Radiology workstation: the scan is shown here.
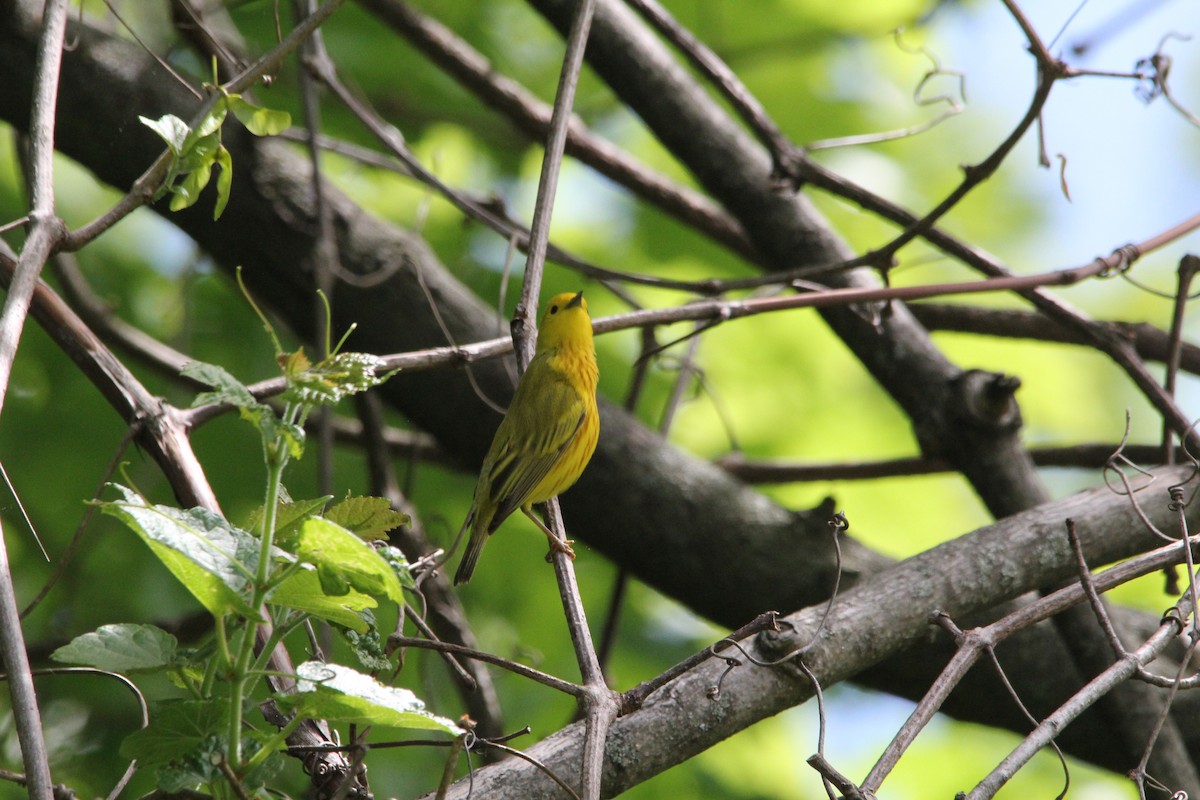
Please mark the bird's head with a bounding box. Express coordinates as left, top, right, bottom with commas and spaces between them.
536, 291, 593, 351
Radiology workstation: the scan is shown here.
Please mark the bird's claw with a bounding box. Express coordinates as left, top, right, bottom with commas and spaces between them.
545, 537, 576, 561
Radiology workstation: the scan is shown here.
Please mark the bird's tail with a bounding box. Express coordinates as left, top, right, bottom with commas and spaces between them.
454, 512, 486, 585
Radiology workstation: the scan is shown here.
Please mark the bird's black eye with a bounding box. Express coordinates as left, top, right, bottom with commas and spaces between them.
550, 305, 559, 314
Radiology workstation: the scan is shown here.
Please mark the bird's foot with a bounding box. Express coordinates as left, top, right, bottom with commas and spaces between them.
544, 537, 576, 561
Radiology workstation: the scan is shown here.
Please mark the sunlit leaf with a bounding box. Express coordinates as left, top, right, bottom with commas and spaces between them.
285, 351, 390, 406
191, 103, 228, 140
101, 484, 262, 617
169, 161, 211, 212
139, 114, 189, 155
229, 95, 292, 136
283, 661, 462, 734
269, 568, 376, 632
296, 516, 406, 604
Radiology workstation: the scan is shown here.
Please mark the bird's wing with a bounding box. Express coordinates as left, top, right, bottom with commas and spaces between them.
483, 365, 586, 530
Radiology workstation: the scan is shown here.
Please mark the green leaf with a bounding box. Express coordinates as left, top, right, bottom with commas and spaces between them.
169, 159, 212, 212
296, 517, 406, 604
190, 102, 228, 141
229, 95, 292, 136
51, 623, 178, 673
269, 569, 376, 633
324, 496, 409, 541
180, 130, 222, 169
213, 145, 232, 220
120, 699, 228, 767
244, 496, 332, 547
139, 114, 190, 155
101, 484, 262, 617
182, 360, 262, 411
284, 661, 462, 734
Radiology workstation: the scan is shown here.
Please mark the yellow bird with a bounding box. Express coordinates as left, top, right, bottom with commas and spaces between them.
454, 291, 600, 585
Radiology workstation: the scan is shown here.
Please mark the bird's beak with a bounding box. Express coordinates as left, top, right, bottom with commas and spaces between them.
567, 291, 585, 309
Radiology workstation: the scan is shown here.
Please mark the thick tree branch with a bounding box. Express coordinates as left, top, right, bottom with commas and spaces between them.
427, 466, 1200, 797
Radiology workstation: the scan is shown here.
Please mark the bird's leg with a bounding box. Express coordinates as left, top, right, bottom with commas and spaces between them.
522, 504, 576, 559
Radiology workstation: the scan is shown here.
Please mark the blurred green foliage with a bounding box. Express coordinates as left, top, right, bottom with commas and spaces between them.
3, 0, 1196, 796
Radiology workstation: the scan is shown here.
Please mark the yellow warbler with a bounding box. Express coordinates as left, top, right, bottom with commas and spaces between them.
454, 291, 600, 585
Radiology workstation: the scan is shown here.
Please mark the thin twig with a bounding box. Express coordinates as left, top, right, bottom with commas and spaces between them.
389, 636, 582, 697
1161, 255, 1199, 463
860, 528, 1200, 795
908, 303, 1200, 376
963, 612, 1185, 798
623, 611, 779, 708
292, 0, 341, 498
1066, 519, 1128, 657
359, 0, 758, 264
0, 4, 72, 797
623, 0, 792, 177
179, 244, 1164, 428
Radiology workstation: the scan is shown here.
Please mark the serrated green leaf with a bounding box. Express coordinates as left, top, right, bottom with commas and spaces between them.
284, 662, 462, 734
139, 114, 190, 155
51, 623, 178, 673
101, 484, 261, 617
296, 517, 405, 604
182, 361, 261, 410
120, 699, 228, 767
324, 496, 409, 541
229, 96, 291, 136
213, 145, 232, 220
269, 569, 376, 633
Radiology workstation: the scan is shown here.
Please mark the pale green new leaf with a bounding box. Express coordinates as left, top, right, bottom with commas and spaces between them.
228, 95, 292, 136
51, 623, 178, 673
191, 102, 227, 140
138, 113, 189, 155
285, 661, 462, 734
169, 161, 211, 212
213, 145, 232, 220
269, 569, 376, 633
296, 517, 405, 604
